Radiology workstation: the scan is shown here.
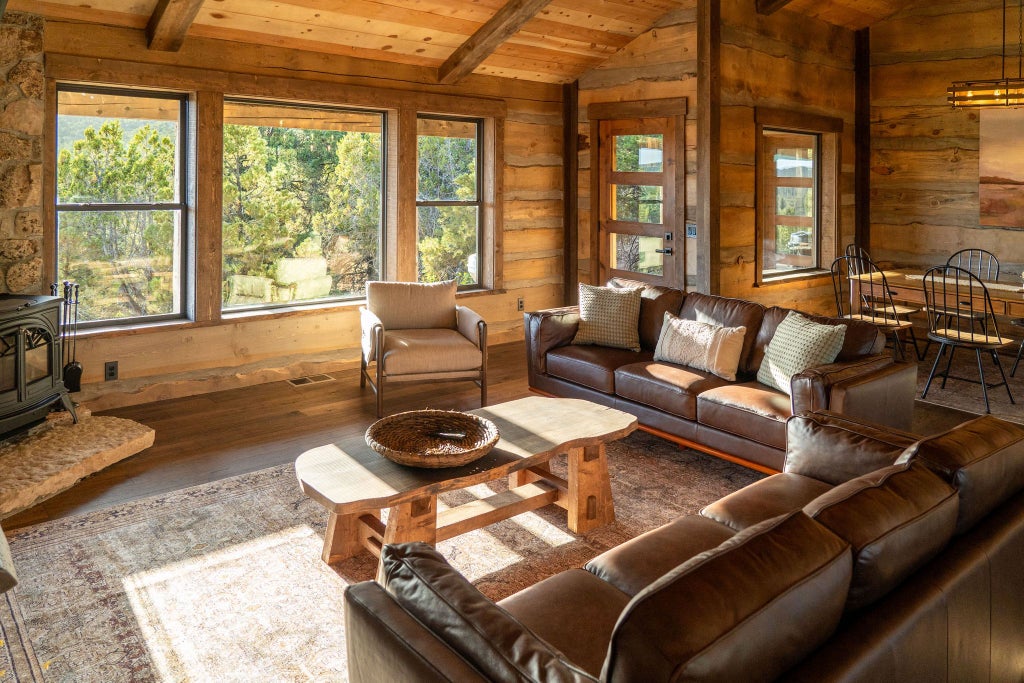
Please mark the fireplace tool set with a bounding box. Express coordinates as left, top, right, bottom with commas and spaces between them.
51, 281, 82, 392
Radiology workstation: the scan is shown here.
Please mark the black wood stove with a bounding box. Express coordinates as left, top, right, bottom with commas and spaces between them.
0, 294, 78, 437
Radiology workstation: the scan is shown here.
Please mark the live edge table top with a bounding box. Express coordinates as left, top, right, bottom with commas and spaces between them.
295, 396, 638, 515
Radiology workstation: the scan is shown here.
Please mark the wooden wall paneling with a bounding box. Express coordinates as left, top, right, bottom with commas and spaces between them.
488, 114, 504, 290
563, 80, 578, 304
396, 107, 418, 282
193, 90, 222, 323
42, 77, 57, 290
698, 0, 721, 294
588, 117, 602, 285
855, 27, 870, 251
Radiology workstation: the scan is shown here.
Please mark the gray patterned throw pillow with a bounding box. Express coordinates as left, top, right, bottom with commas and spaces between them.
572, 283, 642, 352
757, 311, 846, 395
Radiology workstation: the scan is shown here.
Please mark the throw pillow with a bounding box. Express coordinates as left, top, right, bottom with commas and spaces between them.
654, 313, 747, 381
380, 542, 595, 683
757, 311, 846, 395
572, 283, 642, 352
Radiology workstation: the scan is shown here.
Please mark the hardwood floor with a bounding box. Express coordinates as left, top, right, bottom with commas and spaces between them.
2, 341, 532, 532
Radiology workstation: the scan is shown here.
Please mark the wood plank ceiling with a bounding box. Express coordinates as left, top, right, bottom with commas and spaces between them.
12, 0, 918, 84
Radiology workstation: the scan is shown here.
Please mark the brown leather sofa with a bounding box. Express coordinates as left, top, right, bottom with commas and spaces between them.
525, 279, 919, 472
344, 411, 1024, 682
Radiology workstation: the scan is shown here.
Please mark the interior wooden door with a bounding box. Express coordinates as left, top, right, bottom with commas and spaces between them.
597, 117, 679, 287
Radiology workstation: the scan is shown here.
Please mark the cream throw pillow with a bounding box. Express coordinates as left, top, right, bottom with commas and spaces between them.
654, 313, 747, 381
572, 283, 642, 352
757, 311, 847, 395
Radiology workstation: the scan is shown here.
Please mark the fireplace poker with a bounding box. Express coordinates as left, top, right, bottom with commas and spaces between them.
63, 283, 83, 392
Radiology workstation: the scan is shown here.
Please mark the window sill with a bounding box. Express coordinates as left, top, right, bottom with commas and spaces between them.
756, 269, 831, 287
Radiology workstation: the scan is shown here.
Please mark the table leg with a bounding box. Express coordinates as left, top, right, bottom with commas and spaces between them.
383, 495, 438, 548
322, 511, 364, 564
566, 444, 615, 533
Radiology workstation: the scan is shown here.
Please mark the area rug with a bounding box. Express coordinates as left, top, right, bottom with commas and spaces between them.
913, 342, 1024, 424
0, 431, 762, 682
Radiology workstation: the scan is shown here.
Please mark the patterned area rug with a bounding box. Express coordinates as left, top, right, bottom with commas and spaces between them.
0, 431, 762, 682
914, 341, 1024, 424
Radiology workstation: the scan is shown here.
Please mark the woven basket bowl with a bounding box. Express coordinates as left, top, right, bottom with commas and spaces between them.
365, 409, 500, 468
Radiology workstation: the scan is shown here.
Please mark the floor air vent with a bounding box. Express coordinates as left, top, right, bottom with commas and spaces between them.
287, 374, 335, 387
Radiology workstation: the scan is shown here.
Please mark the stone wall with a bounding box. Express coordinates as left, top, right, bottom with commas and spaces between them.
0, 12, 44, 294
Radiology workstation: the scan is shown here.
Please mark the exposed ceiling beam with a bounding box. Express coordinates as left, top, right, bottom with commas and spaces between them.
437, 0, 552, 85
146, 0, 205, 52
756, 0, 797, 15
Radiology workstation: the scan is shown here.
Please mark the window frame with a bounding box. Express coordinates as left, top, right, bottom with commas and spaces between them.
414, 114, 484, 289
754, 108, 842, 286
54, 83, 190, 327
220, 96, 389, 313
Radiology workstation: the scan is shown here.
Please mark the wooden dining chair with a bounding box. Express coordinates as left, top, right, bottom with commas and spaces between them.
831, 254, 921, 361
947, 248, 1000, 280
920, 265, 1015, 413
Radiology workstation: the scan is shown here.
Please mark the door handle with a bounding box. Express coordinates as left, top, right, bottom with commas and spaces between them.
655, 247, 673, 255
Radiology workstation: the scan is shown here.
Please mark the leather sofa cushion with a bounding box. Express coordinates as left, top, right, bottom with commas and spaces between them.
701, 472, 832, 532
785, 411, 919, 485
750, 306, 884, 374
584, 515, 736, 596
382, 329, 482, 375
900, 415, 1024, 534
367, 279, 457, 330
379, 542, 595, 683
608, 277, 685, 351
602, 512, 851, 683
546, 346, 652, 394
499, 569, 629, 678
804, 462, 959, 612
696, 383, 790, 450
679, 292, 765, 376
614, 362, 731, 420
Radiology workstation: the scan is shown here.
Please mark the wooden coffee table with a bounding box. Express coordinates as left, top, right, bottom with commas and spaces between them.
295, 396, 637, 566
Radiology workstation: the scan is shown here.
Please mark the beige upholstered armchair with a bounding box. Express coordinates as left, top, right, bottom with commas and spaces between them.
360, 280, 487, 418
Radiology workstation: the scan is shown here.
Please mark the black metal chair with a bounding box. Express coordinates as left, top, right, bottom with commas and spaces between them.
947, 248, 1000, 280
921, 265, 1015, 413
1012, 318, 1024, 377
831, 255, 921, 361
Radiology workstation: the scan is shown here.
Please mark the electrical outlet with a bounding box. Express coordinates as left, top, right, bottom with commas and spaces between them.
517, 297, 524, 311
104, 361, 118, 381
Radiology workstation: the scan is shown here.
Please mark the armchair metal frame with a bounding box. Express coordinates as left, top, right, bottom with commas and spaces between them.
920, 265, 1014, 413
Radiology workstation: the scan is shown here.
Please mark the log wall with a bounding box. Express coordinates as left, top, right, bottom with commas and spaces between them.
715, 0, 857, 313
35, 19, 565, 409
576, 2, 698, 289
870, 0, 1024, 277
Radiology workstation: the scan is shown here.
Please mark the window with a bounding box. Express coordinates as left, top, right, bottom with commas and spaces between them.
756, 109, 841, 283
222, 99, 385, 310
416, 116, 481, 286
56, 86, 187, 324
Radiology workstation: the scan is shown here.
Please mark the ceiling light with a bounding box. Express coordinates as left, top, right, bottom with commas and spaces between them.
948, 0, 1024, 107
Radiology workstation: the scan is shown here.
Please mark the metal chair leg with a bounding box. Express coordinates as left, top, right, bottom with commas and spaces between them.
921, 343, 947, 399
940, 345, 957, 389
990, 349, 1015, 405
1013, 340, 1024, 378
976, 348, 991, 414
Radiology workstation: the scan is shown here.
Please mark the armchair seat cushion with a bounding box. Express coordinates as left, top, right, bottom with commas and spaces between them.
614, 361, 730, 420
697, 383, 790, 450
382, 329, 482, 376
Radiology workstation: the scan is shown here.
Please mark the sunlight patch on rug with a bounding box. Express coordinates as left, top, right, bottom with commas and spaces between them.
123, 525, 347, 682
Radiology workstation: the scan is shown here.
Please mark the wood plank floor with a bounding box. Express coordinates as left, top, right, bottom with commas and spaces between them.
3, 341, 532, 532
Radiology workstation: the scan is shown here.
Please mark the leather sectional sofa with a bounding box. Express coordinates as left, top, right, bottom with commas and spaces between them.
524, 279, 919, 472
344, 411, 1024, 682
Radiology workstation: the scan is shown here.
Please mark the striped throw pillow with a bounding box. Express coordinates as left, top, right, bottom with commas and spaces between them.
572, 283, 642, 352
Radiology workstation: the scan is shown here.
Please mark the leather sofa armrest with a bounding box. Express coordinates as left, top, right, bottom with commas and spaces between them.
345, 581, 489, 683
360, 306, 384, 363
456, 305, 486, 349
790, 357, 917, 431
524, 307, 580, 380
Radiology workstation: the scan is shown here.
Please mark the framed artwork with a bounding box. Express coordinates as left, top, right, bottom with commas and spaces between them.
980, 108, 1024, 228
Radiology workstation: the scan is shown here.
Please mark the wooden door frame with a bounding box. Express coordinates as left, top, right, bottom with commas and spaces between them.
586, 98, 687, 289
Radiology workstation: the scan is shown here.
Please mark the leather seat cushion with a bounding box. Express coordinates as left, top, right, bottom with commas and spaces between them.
499, 569, 629, 678
546, 346, 652, 394
805, 461, 959, 611
584, 515, 736, 596
899, 415, 1024, 534
613, 362, 731, 420
382, 329, 482, 376
701, 473, 833, 532
696, 382, 790, 450
602, 512, 852, 683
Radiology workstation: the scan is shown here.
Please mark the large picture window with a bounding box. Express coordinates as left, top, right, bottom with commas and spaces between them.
222, 99, 384, 310
416, 116, 481, 285
56, 86, 187, 324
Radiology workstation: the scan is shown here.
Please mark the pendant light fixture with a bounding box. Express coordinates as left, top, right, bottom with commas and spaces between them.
948, 0, 1024, 107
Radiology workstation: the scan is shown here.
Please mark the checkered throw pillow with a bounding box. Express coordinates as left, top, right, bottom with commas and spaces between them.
572, 283, 642, 352
757, 311, 847, 395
